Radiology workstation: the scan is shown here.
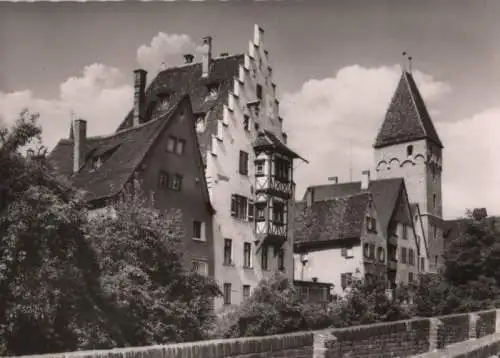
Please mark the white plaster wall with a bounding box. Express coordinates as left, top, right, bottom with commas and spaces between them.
207, 26, 295, 310
293, 246, 364, 296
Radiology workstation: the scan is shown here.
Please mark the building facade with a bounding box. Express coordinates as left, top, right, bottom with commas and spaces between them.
296, 172, 428, 291
374, 70, 445, 271
293, 192, 387, 296
49, 97, 215, 277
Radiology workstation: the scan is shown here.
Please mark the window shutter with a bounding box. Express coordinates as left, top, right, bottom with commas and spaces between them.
231, 195, 237, 217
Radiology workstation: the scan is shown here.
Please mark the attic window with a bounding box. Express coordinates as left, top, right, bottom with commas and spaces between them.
92, 156, 103, 170
205, 83, 219, 101
406, 145, 414, 156
196, 113, 206, 133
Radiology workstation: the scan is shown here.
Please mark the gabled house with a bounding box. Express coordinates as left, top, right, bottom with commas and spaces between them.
293, 191, 387, 296
300, 171, 428, 289
49, 96, 215, 278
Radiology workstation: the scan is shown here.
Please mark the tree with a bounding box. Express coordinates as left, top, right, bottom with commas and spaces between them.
333, 277, 412, 327
0, 110, 116, 355
84, 190, 220, 346
221, 273, 334, 338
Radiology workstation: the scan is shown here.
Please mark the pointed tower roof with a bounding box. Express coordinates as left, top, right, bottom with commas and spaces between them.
374, 71, 443, 149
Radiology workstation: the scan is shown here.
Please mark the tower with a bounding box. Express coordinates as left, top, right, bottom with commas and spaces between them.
373, 66, 444, 270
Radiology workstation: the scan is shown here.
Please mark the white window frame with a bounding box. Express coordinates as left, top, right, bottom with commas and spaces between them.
192, 220, 206, 241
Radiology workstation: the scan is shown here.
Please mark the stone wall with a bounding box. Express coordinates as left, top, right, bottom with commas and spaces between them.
15, 309, 500, 358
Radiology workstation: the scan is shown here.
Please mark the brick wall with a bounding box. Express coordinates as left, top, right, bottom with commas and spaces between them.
15, 309, 500, 358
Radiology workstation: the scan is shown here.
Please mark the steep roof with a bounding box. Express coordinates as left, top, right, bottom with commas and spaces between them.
116, 54, 244, 163
294, 192, 371, 247
48, 96, 188, 202
254, 130, 308, 162
374, 71, 443, 149
303, 178, 404, 234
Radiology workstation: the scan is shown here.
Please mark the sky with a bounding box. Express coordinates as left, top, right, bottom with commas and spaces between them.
1, 0, 499, 219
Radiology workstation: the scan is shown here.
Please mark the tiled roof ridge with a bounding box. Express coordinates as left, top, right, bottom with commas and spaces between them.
307, 177, 403, 189
155, 53, 244, 74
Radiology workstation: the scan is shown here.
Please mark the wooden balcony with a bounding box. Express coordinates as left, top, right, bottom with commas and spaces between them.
255, 220, 288, 246
255, 176, 294, 199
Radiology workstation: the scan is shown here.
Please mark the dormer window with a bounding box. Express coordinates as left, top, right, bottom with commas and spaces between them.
205, 83, 219, 101
151, 93, 171, 121
92, 156, 103, 170
195, 113, 206, 133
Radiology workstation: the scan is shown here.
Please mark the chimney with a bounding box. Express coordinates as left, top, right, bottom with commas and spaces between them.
184, 54, 194, 64
73, 119, 87, 173
201, 36, 212, 78
328, 176, 339, 184
282, 132, 288, 144
306, 188, 315, 208
133, 69, 147, 127
220, 52, 229, 57
361, 170, 370, 190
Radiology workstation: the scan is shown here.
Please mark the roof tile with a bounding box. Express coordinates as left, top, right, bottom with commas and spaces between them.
374, 71, 443, 149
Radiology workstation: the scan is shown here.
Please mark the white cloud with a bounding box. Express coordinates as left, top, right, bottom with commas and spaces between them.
282, 64, 499, 219
136, 32, 201, 72
0, 63, 133, 150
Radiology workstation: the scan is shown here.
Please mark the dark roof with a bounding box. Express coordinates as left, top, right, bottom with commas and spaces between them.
254, 130, 307, 162
48, 97, 187, 202
115, 55, 244, 163
304, 178, 404, 234
294, 192, 371, 246
374, 71, 443, 149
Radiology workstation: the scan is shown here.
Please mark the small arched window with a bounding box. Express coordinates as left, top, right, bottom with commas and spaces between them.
406, 145, 414, 156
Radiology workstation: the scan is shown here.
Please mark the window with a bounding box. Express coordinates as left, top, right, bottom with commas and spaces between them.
433, 194, 437, 210
193, 221, 204, 241
408, 272, 414, 283
402, 225, 408, 240
278, 249, 285, 271
401, 247, 407, 264
407, 145, 414, 156
275, 159, 289, 181
231, 194, 248, 219
224, 238, 232, 265
377, 247, 385, 262
369, 244, 375, 259
167, 137, 176, 152
408, 249, 415, 266
363, 243, 370, 258
255, 160, 265, 176
420, 257, 425, 272
170, 174, 182, 191
248, 201, 254, 221
242, 285, 251, 300
243, 115, 250, 131
206, 83, 219, 100
223, 283, 232, 305
239, 151, 249, 175
243, 243, 252, 268
92, 156, 103, 170
255, 203, 266, 221
273, 202, 285, 224
435, 255, 438, 266
175, 139, 185, 155
341, 247, 354, 259
158, 171, 169, 189
195, 115, 206, 133
366, 217, 377, 232
341, 272, 353, 290
261, 245, 269, 270
192, 260, 208, 276
256, 84, 263, 100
